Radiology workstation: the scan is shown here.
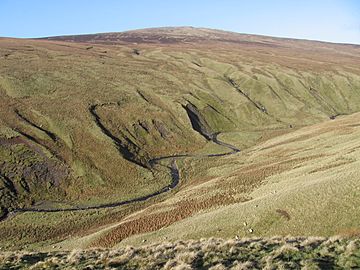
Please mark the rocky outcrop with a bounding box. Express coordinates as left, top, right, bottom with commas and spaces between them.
183, 103, 214, 140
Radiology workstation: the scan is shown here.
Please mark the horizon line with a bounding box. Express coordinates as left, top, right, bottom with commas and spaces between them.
1, 26, 360, 46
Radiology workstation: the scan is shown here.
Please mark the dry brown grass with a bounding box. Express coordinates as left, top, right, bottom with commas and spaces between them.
1, 236, 359, 269
92, 194, 248, 248
216, 154, 327, 193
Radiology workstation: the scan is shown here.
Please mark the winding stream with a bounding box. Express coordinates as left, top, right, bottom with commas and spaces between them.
2, 105, 240, 220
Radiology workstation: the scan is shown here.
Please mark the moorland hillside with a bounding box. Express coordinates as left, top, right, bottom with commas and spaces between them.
0, 27, 360, 250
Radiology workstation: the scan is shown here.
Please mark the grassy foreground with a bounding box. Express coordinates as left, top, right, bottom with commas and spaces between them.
0, 237, 359, 269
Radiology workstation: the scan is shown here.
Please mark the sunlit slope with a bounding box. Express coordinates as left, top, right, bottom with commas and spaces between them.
0, 27, 360, 221
113, 113, 360, 247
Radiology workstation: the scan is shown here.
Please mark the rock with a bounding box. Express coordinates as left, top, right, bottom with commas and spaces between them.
235, 235, 240, 240
243, 222, 247, 226
248, 228, 254, 233
142, 239, 147, 243
255, 205, 258, 208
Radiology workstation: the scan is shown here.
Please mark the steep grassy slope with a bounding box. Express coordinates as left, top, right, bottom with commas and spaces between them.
0, 27, 360, 250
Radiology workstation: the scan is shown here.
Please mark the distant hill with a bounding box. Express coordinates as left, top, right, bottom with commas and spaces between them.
43, 26, 360, 47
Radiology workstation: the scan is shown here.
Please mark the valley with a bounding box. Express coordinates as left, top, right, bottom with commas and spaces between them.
0, 27, 360, 254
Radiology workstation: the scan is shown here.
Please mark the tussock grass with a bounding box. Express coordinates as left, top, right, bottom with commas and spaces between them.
1, 237, 359, 269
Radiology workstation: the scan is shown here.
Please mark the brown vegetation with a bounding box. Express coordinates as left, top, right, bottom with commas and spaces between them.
92, 194, 248, 248
1, 237, 359, 269
275, 209, 291, 221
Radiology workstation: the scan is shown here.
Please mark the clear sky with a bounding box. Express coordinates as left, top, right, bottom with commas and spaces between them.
1, 0, 359, 44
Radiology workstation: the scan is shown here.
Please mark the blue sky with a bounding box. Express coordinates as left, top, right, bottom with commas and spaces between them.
1, 0, 359, 44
